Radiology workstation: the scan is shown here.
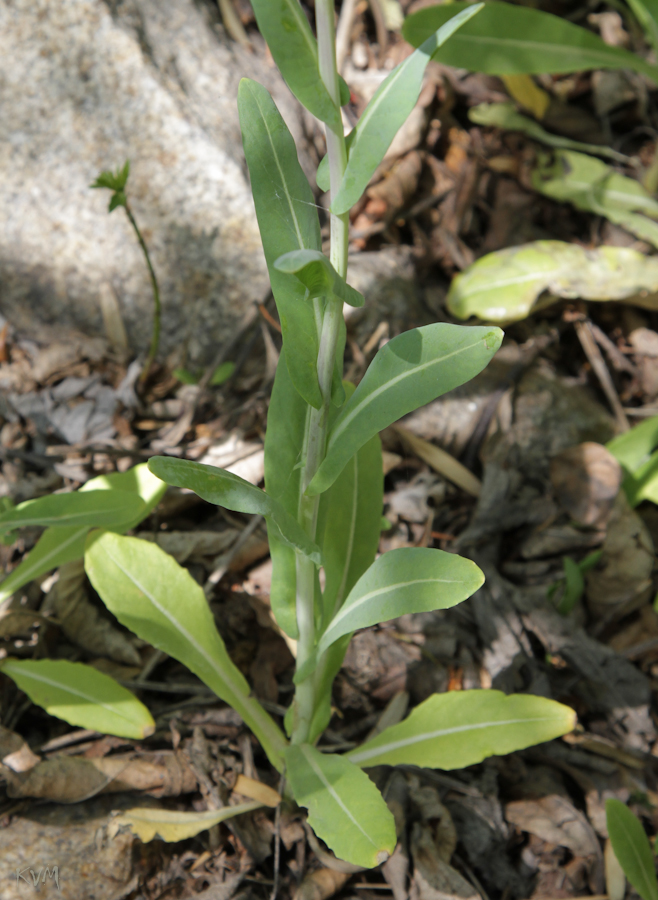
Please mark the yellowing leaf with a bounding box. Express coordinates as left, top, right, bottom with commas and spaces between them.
110, 802, 262, 843
234, 774, 281, 807
501, 75, 550, 119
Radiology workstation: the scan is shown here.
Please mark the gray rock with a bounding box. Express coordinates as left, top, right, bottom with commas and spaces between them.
0, 0, 316, 364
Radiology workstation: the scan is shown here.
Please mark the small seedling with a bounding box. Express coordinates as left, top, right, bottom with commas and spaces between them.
0, 0, 577, 864
91, 161, 161, 385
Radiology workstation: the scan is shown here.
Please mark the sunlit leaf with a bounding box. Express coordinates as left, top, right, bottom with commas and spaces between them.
0, 491, 145, 535
331, 5, 482, 215
285, 743, 396, 868
315, 548, 483, 660
84, 531, 288, 769
447, 241, 658, 323
532, 150, 658, 248
0, 659, 154, 740
470, 102, 632, 164
308, 324, 502, 496
402, 1, 658, 82
347, 690, 576, 768
0, 464, 166, 605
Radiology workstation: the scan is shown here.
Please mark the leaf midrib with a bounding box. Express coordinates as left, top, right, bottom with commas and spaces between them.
349, 715, 565, 764
327, 334, 493, 452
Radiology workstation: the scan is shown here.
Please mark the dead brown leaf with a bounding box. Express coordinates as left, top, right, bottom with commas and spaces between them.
550, 442, 622, 526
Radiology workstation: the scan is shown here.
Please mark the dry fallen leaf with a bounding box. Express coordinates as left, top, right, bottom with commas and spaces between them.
550, 442, 622, 526
233, 774, 281, 808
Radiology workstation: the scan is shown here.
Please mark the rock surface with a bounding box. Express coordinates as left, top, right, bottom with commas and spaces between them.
0, 0, 317, 364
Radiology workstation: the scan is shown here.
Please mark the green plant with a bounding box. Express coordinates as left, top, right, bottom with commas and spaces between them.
91, 161, 162, 384
0, 1, 577, 865
606, 798, 658, 900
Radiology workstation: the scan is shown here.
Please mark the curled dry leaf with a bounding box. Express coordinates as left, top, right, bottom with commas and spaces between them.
0, 724, 40, 773
233, 773, 281, 807
54, 560, 141, 666
293, 867, 352, 900
550, 442, 622, 526
2, 751, 197, 802
410, 821, 480, 900
505, 794, 600, 858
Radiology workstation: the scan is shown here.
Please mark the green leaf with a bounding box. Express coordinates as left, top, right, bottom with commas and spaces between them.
308, 324, 503, 496
0, 464, 166, 605
316, 548, 483, 659
627, 0, 658, 54
0, 491, 146, 535
210, 361, 236, 386
318, 435, 384, 628
331, 4, 483, 215
274, 250, 365, 308
339, 75, 351, 107
555, 556, 585, 615
608, 417, 658, 506
532, 150, 658, 248
316, 154, 330, 193
173, 367, 199, 384
285, 744, 396, 868
469, 102, 632, 164
447, 240, 658, 323
110, 802, 263, 843
90, 161, 130, 192
238, 78, 324, 408
606, 799, 658, 900
108, 191, 127, 212
0, 659, 154, 740
401, 1, 658, 82
347, 689, 577, 768
263, 349, 310, 639
249, 0, 340, 128
309, 436, 384, 741
147, 456, 321, 565
84, 531, 287, 769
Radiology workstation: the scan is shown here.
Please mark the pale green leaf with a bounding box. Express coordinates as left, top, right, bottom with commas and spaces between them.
332, 5, 482, 215
347, 690, 577, 768
238, 78, 324, 408
532, 150, 658, 248
0, 659, 154, 740
316, 548, 483, 659
447, 241, 658, 323
555, 557, 585, 615
606, 799, 658, 900
469, 102, 632, 164
249, 0, 340, 128
0, 491, 145, 535
309, 435, 384, 741
402, 1, 658, 82
147, 456, 320, 565
308, 324, 503, 496
84, 531, 287, 770
274, 250, 365, 307
607, 416, 658, 475
263, 349, 310, 638
111, 802, 262, 843
285, 743, 396, 868
0, 463, 166, 605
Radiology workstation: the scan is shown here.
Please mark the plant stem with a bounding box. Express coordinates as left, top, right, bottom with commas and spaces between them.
291, 0, 349, 746
124, 200, 162, 385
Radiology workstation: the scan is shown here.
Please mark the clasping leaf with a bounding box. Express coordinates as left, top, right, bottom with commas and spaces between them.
285, 743, 396, 868
308, 323, 503, 496
148, 456, 321, 565
274, 250, 365, 308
